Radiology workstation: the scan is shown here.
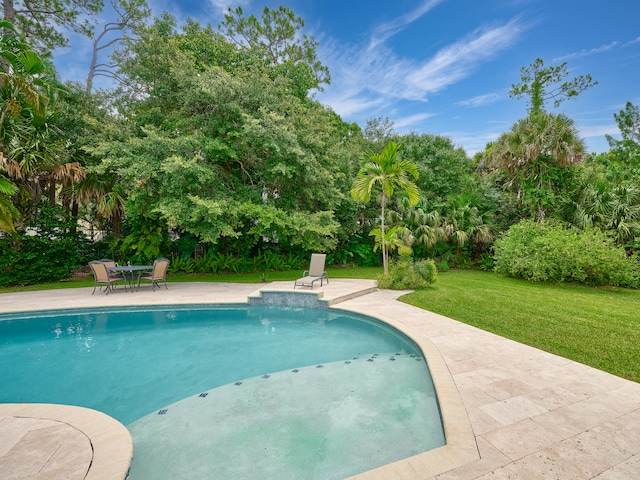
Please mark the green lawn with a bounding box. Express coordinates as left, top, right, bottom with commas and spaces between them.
401, 269, 640, 383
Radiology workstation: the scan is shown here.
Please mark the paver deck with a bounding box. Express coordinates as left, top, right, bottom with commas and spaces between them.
1, 280, 639, 479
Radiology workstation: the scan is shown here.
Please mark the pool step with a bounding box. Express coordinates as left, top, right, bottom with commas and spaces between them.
248, 280, 377, 307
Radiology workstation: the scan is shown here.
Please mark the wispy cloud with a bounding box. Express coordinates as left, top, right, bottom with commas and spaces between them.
456, 92, 502, 107
624, 37, 640, 47
368, 0, 443, 49
393, 112, 437, 130
318, 15, 528, 118
405, 17, 527, 96
553, 41, 619, 62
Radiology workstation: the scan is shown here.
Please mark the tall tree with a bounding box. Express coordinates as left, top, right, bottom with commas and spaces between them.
219, 5, 330, 96
1, 0, 104, 52
510, 58, 597, 114
85, 0, 150, 93
351, 141, 420, 273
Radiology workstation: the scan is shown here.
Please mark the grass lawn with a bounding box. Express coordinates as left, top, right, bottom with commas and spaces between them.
401, 269, 640, 384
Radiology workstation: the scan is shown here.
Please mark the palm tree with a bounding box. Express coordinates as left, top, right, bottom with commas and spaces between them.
351, 141, 420, 273
0, 21, 63, 132
489, 111, 585, 222
570, 183, 640, 245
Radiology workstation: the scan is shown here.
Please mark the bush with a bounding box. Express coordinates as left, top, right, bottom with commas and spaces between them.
493, 220, 640, 287
0, 205, 89, 287
415, 259, 438, 283
377, 257, 437, 290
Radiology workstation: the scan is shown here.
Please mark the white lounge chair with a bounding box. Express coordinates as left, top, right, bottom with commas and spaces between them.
294, 254, 329, 289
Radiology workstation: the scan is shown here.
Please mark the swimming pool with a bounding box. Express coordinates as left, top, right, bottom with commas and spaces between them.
0, 304, 445, 479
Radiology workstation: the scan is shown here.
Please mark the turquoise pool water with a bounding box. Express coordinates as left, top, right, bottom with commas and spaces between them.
0, 304, 445, 479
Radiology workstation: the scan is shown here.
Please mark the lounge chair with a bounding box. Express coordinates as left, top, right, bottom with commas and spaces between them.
89, 260, 124, 295
136, 258, 170, 291
294, 254, 329, 289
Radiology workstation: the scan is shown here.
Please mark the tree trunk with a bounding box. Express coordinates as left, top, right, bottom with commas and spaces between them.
49, 177, 56, 206
381, 198, 387, 274
3, 0, 15, 23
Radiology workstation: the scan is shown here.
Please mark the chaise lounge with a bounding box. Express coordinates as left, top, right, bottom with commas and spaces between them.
294, 253, 329, 289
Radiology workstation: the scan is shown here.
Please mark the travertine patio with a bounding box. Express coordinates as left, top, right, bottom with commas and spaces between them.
1, 280, 639, 479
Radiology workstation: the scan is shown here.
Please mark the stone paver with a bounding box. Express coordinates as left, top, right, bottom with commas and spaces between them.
1, 281, 640, 479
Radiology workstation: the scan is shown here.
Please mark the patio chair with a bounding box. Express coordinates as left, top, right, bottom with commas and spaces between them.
136, 258, 170, 292
294, 253, 329, 289
89, 260, 124, 295
98, 258, 123, 281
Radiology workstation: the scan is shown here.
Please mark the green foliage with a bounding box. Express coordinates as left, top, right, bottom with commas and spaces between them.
3, 0, 104, 52
219, 5, 330, 95
509, 58, 597, 114
397, 133, 474, 204
487, 111, 585, 222
414, 259, 438, 283
329, 233, 380, 267
377, 255, 436, 290
0, 204, 87, 286
168, 251, 303, 275
493, 220, 639, 287
351, 141, 420, 273
434, 260, 449, 272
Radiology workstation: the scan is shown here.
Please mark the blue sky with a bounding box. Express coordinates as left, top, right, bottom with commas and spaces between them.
55, 0, 640, 155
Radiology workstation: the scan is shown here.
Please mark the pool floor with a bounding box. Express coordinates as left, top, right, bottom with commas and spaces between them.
128, 355, 444, 480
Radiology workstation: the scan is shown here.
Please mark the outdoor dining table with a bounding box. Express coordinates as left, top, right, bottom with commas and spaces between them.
108, 265, 153, 292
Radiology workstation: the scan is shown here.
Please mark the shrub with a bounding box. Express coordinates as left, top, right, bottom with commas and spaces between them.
435, 260, 449, 272
377, 257, 437, 290
493, 220, 640, 287
414, 259, 438, 283
0, 205, 88, 287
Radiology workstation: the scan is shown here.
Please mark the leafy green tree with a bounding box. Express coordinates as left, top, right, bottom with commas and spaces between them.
92, 16, 360, 257
0, 21, 80, 226
397, 133, 474, 205
510, 58, 597, 114
351, 141, 420, 273
363, 116, 396, 147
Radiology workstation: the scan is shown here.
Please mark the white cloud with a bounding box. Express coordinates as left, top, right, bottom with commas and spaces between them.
624, 37, 640, 47
456, 92, 502, 107
393, 112, 436, 130
577, 123, 618, 139
553, 41, 619, 62
318, 14, 528, 122
406, 17, 527, 96
368, 0, 443, 49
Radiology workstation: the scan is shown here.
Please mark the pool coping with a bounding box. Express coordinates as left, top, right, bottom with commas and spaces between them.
0, 403, 132, 480
333, 306, 479, 479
